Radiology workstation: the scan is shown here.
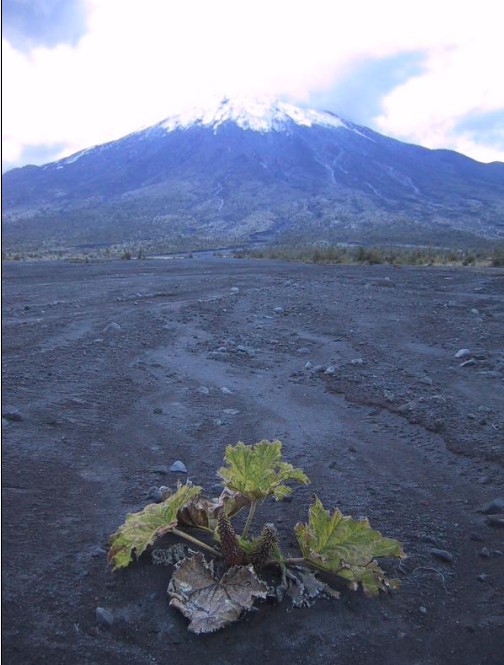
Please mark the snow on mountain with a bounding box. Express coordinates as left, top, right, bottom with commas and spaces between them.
159, 96, 346, 133
3, 96, 504, 253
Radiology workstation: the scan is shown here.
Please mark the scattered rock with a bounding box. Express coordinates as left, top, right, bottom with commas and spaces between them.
170, 461, 188, 473
103, 322, 122, 334
2, 410, 23, 422
207, 351, 228, 360
477, 573, 489, 582
479, 547, 491, 558
296, 347, 310, 355
460, 359, 477, 367
147, 486, 163, 502
430, 548, 454, 563
96, 607, 114, 628
383, 390, 396, 403
223, 408, 240, 415
324, 366, 336, 375
350, 358, 364, 365
220, 387, 233, 394
418, 376, 433, 386
469, 533, 484, 542
274, 307, 284, 314
470, 308, 480, 316
312, 364, 326, 373
236, 345, 255, 357
478, 498, 504, 515
486, 515, 504, 528
230, 287, 240, 295
304, 361, 313, 370
455, 349, 471, 359
197, 386, 210, 395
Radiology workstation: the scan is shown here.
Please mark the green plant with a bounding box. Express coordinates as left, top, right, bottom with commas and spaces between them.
108, 440, 405, 633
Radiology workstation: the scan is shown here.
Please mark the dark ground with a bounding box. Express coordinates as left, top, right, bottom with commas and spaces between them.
2, 257, 503, 665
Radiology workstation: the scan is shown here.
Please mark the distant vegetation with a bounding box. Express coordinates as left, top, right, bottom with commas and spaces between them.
233, 243, 504, 267
2, 238, 504, 268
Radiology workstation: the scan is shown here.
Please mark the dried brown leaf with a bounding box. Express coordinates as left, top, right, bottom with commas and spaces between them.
168, 553, 268, 633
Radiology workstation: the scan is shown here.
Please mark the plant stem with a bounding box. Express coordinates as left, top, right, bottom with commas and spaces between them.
171, 528, 221, 558
242, 500, 257, 539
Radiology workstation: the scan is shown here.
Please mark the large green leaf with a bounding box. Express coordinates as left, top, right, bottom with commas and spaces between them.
218, 440, 309, 500
108, 482, 202, 570
295, 497, 405, 596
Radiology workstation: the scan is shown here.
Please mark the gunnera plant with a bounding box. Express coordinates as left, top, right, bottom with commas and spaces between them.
108, 440, 405, 634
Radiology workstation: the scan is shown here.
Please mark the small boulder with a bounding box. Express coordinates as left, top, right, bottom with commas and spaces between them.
170, 461, 188, 473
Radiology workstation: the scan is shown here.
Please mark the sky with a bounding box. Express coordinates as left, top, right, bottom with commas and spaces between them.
2, 0, 504, 172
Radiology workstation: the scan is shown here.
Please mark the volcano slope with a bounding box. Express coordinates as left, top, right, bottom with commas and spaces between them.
2, 257, 503, 665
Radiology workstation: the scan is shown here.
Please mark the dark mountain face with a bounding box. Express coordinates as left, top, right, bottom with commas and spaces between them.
2, 99, 504, 252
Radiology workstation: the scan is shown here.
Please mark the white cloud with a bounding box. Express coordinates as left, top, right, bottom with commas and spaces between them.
2, 0, 504, 167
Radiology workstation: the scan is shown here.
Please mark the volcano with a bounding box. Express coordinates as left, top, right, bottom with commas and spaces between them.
2, 97, 504, 252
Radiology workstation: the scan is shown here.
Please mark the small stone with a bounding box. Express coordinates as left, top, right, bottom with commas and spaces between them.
90, 545, 107, 558
304, 361, 313, 370
374, 278, 395, 288
351, 358, 364, 365
430, 548, 454, 563
274, 307, 284, 314
96, 607, 114, 628
236, 345, 255, 356
478, 498, 504, 515
2, 410, 23, 422
230, 287, 240, 294
153, 407, 163, 414
383, 390, 396, 403
477, 573, 489, 582
486, 515, 504, 528
223, 408, 240, 415
419, 376, 433, 386
170, 461, 188, 473
197, 386, 210, 395
470, 308, 480, 316
419, 606, 428, 614
296, 347, 310, 355
312, 364, 326, 373
479, 547, 491, 558
220, 387, 233, 394
460, 359, 477, 367
207, 351, 228, 360
147, 486, 163, 502
469, 533, 484, 542
430, 418, 445, 432
455, 349, 471, 359
324, 366, 336, 375
103, 322, 121, 334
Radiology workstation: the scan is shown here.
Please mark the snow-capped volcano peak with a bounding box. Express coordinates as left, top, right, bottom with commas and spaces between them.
159, 96, 345, 133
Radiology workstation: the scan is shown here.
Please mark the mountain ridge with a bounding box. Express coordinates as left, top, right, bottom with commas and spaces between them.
3, 97, 504, 253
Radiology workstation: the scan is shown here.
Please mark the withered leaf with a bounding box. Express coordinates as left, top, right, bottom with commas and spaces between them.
168, 553, 268, 633
177, 487, 249, 530
286, 567, 340, 608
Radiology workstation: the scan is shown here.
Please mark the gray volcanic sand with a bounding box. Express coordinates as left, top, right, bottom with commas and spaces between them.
2, 257, 503, 664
